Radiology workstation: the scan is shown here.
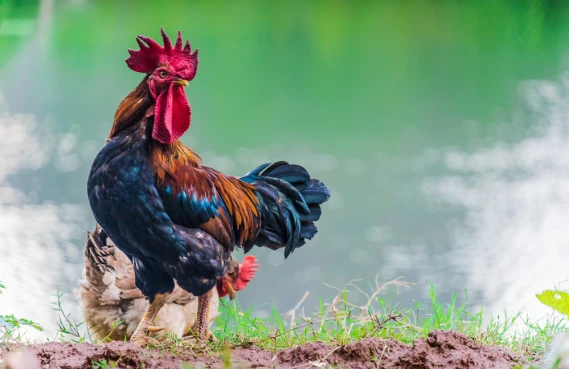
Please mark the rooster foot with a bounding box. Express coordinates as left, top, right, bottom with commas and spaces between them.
129, 292, 168, 347
130, 325, 165, 346
130, 332, 160, 347
182, 329, 217, 344
193, 328, 216, 342
187, 289, 215, 343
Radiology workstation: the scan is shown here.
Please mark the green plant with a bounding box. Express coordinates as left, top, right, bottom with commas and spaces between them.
537, 290, 569, 317
91, 359, 119, 369
0, 282, 42, 346
0, 278, 564, 366
175, 277, 566, 362
51, 289, 93, 343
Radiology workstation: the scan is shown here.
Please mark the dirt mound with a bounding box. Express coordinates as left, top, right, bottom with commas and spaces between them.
279, 331, 523, 368
0, 331, 523, 369
6, 341, 181, 369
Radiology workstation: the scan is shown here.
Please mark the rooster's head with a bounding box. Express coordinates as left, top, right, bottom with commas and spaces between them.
125, 27, 198, 145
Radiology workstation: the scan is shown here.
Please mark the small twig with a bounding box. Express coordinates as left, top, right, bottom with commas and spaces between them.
274, 322, 314, 338
284, 291, 310, 334
290, 344, 343, 369
374, 341, 388, 369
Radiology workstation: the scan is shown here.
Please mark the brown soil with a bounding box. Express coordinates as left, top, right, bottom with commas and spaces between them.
0, 331, 524, 369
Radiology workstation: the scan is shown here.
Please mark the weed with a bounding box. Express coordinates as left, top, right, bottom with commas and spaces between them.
91, 359, 119, 369
0, 282, 42, 348
1, 278, 567, 366
206, 277, 567, 362
50, 289, 93, 343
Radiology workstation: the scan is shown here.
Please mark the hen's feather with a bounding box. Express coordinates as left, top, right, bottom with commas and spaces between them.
75, 227, 220, 341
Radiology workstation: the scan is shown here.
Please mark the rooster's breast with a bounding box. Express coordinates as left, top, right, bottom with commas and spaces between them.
87, 133, 178, 260
87, 132, 230, 297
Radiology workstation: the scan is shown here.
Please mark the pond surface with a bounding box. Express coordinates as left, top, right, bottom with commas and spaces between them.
1, 0, 569, 338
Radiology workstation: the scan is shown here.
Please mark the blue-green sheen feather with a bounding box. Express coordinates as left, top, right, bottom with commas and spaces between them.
242, 162, 330, 258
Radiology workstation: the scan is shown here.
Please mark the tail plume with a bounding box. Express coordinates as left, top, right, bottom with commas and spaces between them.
241, 161, 330, 258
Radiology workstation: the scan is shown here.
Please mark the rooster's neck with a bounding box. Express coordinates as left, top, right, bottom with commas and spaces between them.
149, 139, 202, 187
108, 77, 202, 180
108, 77, 153, 140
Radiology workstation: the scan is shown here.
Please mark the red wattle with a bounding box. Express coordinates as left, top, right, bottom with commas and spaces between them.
216, 279, 228, 297
152, 84, 191, 144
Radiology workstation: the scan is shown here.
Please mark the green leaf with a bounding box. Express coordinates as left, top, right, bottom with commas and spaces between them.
0, 314, 42, 331
536, 290, 569, 316
0, 315, 16, 330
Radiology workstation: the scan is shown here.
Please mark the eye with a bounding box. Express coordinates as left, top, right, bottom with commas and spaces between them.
159, 70, 167, 78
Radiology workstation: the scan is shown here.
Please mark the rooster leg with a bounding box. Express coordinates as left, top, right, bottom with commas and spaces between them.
130, 292, 168, 347
189, 289, 215, 341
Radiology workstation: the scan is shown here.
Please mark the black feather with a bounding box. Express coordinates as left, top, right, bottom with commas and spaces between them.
301, 204, 321, 222
263, 164, 310, 184
292, 182, 308, 192
255, 183, 281, 203
300, 222, 318, 239
259, 161, 289, 176
262, 228, 286, 245
301, 179, 331, 204
242, 160, 330, 258
245, 162, 272, 177
262, 177, 304, 202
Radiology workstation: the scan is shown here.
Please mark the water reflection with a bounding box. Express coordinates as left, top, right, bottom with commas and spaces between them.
2, 72, 569, 339
424, 74, 569, 319
0, 94, 83, 340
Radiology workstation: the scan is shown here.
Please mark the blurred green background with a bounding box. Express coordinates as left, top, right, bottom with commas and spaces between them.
2, 0, 569, 337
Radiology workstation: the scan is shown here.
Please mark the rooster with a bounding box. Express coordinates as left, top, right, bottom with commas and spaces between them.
87, 28, 330, 346
75, 224, 258, 341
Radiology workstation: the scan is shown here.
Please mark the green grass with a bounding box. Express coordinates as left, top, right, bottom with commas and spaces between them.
2, 278, 569, 368
91, 359, 118, 369
50, 289, 94, 343
132, 277, 567, 368
199, 277, 567, 363
0, 282, 42, 349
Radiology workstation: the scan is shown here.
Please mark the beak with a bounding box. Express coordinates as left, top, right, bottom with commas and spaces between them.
226, 283, 236, 300
174, 78, 189, 87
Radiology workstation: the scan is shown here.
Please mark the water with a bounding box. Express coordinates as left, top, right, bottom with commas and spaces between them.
2, 0, 569, 339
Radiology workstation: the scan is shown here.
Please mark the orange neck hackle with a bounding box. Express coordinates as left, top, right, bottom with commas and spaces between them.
108, 77, 153, 141
150, 139, 202, 183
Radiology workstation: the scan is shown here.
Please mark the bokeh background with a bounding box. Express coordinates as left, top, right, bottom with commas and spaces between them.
2, 0, 569, 339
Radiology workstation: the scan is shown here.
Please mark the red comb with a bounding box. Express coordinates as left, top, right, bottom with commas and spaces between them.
235, 255, 259, 291
126, 27, 198, 81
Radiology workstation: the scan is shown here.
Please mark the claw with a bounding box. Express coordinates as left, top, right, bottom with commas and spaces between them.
131, 334, 160, 347
182, 328, 216, 343
129, 292, 168, 347
147, 325, 166, 333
